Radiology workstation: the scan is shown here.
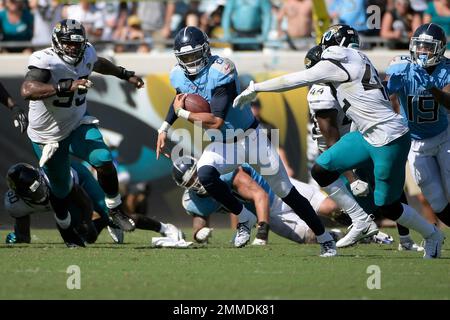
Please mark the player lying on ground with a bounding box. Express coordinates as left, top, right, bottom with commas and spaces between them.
4, 162, 184, 247
386, 23, 450, 228
157, 26, 337, 257
234, 24, 443, 259
305, 45, 423, 251
20, 19, 144, 236
172, 156, 343, 246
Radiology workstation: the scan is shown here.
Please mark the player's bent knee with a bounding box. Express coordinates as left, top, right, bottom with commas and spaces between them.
89, 149, 113, 167
311, 163, 340, 187
197, 165, 221, 187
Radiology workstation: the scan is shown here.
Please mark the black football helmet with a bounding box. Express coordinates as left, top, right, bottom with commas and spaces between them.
172, 156, 207, 195
52, 19, 87, 65
410, 23, 447, 68
321, 24, 360, 50
174, 26, 211, 75
304, 45, 323, 69
6, 163, 49, 204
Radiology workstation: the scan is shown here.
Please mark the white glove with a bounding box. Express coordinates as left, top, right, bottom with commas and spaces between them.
151, 237, 193, 248
77, 79, 93, 90
194, 227, 213, 243
39, 142, 59, 167
350, 179, 370, 197
232, 81, 257, 109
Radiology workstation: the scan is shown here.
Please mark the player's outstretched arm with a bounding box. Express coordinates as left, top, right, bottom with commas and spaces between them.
93, 57, 144, 89
233, 60, 349, 108
0, 81, 28, 133
11, 216, 31, 244
430, 84, 450, 109
232, 167, 269, 225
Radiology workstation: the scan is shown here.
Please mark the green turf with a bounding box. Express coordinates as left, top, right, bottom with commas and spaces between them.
0, 228, 449, 300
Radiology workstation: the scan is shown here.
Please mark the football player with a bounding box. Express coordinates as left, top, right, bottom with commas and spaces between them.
156, 26, 337, 257
20, 19, 144, 235
172, 156, 339, 246
4, 162, 183, 246
234, 24, 443, 258
306, 46, 423, 251
387, 23, 450, 228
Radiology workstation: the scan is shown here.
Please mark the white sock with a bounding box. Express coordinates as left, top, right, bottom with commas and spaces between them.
238, 206, 257, 227
105, 194, 122, 209
316, 232, 333, 243
159, 222, 168, 234
396, 204, 435, 238
324, 179, 368, 222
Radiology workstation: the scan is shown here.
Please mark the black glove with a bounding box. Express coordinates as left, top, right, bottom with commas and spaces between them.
118, 66, 135, 80
11, 105, 28, 133
56, 79, 73, 93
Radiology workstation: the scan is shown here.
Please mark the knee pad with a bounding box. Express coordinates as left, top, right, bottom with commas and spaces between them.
378, 201, 403, 221
197, 165, 221, 188
311, 163, 340, 187
89, 149, 113, 168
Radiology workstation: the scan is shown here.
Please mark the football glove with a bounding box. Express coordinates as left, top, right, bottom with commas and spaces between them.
12, 105, 28, 133
5, 232, 17, 244
194, 227, 213, 243
233, 81, 257, 109
350, 179, 370, 197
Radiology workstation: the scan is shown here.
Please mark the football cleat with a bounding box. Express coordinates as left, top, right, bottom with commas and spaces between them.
320, 240, 337, 257
108, 206, 136, 232
161, 224, 184, 241
336, 215, 379, 248
234, 222, 251, 248
423, 227, 444, 259
251, 238, 267, 246
107, 225, 124, 244
398, 236, 424, 252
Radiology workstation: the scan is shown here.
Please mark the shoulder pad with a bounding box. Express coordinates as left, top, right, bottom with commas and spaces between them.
321, 46, 348, 62
170, 65, 186, 89
28, 49, 53, 70
210, 57, 236, 76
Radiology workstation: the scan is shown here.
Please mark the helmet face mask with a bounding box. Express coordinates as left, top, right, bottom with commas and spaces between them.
172, 156, 207, 195
52, 19, 87, 65
174, 27, 210, 76
410, 23, 446, 68
6, 163, 50, 204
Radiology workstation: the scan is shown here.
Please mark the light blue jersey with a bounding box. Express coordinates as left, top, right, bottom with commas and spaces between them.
170, 55, 255, 140
387, 58, 450, 140
182, 164, 275, 217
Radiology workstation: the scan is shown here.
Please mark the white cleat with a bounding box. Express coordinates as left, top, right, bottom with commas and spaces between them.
234, 222, 251, 248
423, 227, 444, 259
161, 224, 184, 241
251, 238, 267, 246
336, 215, 379, 248
320, 240, 337, 257
107, 225, 124, 244
398, 237, 424, 252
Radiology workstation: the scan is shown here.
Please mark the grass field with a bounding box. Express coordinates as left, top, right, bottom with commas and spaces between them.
0, 228, 449, 300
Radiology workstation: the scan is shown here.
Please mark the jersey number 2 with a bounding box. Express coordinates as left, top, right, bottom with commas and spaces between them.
53, 76, 89, 108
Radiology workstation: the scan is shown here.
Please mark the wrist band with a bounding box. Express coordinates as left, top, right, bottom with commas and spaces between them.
158, 121, 171, 134
176, 108, 191, 120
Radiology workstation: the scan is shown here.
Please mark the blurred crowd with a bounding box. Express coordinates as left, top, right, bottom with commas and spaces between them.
0, 0, 448, 53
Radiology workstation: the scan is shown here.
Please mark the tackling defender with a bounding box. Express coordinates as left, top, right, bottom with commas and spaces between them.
4, 162, 183, 246
172, 156, 339, 246
20, 19, 144, 236
156, 26, 337, 257
387, 23, 450, 227
305, 45, 423, 251
234, 24, 443, 259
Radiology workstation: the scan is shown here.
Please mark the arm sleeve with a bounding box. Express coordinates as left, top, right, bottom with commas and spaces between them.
254, 60, 349, 93
210, 81, 237, 119
165, 99, 178, 125
24, 67, 52, 83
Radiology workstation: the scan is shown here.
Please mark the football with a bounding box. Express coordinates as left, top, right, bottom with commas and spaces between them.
184, 94, 211, 113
